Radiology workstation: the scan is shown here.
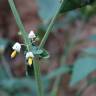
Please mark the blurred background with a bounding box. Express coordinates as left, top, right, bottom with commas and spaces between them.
1, 0, 96, 96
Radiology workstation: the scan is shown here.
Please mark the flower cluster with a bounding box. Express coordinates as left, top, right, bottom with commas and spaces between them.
11, 30, 36, 66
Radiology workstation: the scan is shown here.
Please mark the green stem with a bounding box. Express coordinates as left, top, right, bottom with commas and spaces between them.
8, 0, 44, 96
8, 0, 31, 51
33, 59, 44, 96
39, 0, 64, 48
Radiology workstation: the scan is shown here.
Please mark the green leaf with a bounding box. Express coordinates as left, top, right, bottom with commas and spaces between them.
32, 45, 43, 55
44, 65, 70, 80
60, 0, 95, 13
70, 57, 96, 86
36, 0, 60, 22
36, 0, 96, 22
39, 49, 50, 59
82, 47, 96, 55
80, 4, 96, 18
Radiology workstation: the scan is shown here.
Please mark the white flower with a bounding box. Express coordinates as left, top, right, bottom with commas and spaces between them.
28, 30, 36, 39
11, 42, 21, 58
26, 52, 34, 66
12, 42, 21, 52
26, 52, 34, 59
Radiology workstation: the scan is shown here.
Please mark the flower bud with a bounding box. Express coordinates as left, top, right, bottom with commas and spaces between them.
28, 30, 36, 40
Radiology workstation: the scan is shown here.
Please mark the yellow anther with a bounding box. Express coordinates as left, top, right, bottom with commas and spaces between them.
11, 50, 17, 58
28, 57, 33, 66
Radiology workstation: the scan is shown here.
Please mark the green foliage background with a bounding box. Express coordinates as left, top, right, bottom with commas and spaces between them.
1, 0, 96, 96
